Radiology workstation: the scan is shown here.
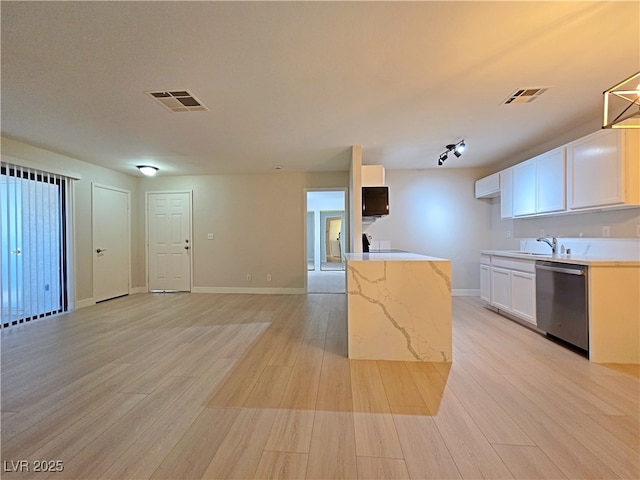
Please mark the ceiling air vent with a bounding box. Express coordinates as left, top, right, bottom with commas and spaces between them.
501, 87, 549, 105
146, 90, 208, 112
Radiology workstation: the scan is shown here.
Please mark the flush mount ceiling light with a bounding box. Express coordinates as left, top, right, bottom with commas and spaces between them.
603, 71, 640, 129
438, 140, 466, 166
137, 165, 158, 176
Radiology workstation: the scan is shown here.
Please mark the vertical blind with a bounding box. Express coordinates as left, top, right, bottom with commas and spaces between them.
1, 161, 70, 328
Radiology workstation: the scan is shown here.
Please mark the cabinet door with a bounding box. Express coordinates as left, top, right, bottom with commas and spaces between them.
491, 267, 511, 311
500, 168, 513, 219
568, 129, 623, 209
511, 271, 536, 325
513, 160, 537, 216
475, 173, 500, 198
480, 264, 491, 303
536, 148, 566, 213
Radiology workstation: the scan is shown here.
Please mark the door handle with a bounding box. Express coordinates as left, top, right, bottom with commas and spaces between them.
11, 248, 22, 255
96, 248, 107, 254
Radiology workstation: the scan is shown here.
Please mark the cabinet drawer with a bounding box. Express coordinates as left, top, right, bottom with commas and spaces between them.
491, 257, 536, 273
480, 254, 491, 266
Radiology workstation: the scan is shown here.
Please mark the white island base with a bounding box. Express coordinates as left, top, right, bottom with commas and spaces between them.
345, 252, 452, 362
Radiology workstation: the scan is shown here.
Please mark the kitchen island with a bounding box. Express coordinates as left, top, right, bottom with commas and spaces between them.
345, 252, 452, 362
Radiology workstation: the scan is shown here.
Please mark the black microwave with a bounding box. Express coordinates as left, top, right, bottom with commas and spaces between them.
362, 186, 389, 217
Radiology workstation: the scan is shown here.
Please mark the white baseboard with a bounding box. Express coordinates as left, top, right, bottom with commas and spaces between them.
79, 287, 472, 300
75, 297, 95, 309
191, 286, 306, 295
452, 289, 480, 297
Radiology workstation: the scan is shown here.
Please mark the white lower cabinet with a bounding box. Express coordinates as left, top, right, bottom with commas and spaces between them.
490, 267, 512, 311
480, 254, 491, 303
511, 271, 536, 325
482, 255, 537, 327
480, 264, 491, 303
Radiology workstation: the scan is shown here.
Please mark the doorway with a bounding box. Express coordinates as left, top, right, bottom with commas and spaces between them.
146, 192, 192, 292
306, 190, 347, 294
320, 211, 345, 270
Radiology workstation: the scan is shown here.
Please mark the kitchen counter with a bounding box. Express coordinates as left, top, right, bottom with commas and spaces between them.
480, 250, 639, 267
345, 252, 452, 362
480, 249, 639, 364
345, 252, 447, 262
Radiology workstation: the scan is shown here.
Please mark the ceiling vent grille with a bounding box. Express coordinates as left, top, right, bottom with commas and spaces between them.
146, 90, 208, 112
501, 87, 549, 105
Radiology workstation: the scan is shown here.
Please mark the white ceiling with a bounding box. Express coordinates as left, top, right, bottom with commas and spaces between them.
1, 1, 638, 176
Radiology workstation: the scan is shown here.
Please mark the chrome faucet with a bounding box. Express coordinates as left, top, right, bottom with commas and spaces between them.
536, 236, 558, 255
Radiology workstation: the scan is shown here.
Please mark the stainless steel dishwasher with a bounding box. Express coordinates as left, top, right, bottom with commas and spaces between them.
535, 261, 589, 354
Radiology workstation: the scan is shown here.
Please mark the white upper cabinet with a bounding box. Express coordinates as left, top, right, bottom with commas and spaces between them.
361, 165, 385, 186
567, 129, 639, 210
512, 159, 537, 216
475, 172, 500, 198
536, 148, 566, 213
513, 147, 566, 217
500, 168, 513, 219
476, 129, 637, 218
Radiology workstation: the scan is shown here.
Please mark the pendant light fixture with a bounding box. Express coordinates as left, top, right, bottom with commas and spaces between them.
603, 71, 640, 129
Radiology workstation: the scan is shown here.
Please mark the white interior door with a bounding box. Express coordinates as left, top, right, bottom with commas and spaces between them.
93, 184, 130, 302
147, 192, 191, 292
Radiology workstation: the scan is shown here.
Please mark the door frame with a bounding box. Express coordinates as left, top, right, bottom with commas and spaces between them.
92, 183, 131, 302
303, 188, 348, 293
144, 190, 194, 292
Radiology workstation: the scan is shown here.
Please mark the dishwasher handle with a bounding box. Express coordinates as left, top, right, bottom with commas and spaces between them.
536, 264, 585, 275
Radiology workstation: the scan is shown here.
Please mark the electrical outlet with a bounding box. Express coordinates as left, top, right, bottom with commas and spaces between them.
539, 229, 545, 237
266, 274, 272, 282
506, 230, 511, 239
602, 226, 610, 237
246, 274, 252, 282
207, 233, 214, 240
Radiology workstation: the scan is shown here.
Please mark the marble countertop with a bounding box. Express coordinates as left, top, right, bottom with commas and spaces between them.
480, 250, 639, 267
345, 252, 449, 262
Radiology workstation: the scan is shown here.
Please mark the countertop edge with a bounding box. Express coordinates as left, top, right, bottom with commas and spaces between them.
345, 252, 450, 262
480, 250, 640, 266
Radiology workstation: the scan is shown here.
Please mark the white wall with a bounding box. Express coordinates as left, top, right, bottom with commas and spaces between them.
137, 172, 348, 292
1, 136, 141, 304
489, 197, 640, 249
363, 167, 493, 294
2, 136, 349, 300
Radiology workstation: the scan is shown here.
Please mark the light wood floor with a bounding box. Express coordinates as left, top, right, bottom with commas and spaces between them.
1, 293, 638, 479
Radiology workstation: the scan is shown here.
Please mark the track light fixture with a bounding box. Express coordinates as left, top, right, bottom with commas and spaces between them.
438, 140, 466, 166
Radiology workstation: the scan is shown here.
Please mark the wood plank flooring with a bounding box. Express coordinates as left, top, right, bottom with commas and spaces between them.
1, 293, 638, 479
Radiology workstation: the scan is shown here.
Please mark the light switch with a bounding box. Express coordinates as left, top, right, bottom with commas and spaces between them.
207, 233, 214, 240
